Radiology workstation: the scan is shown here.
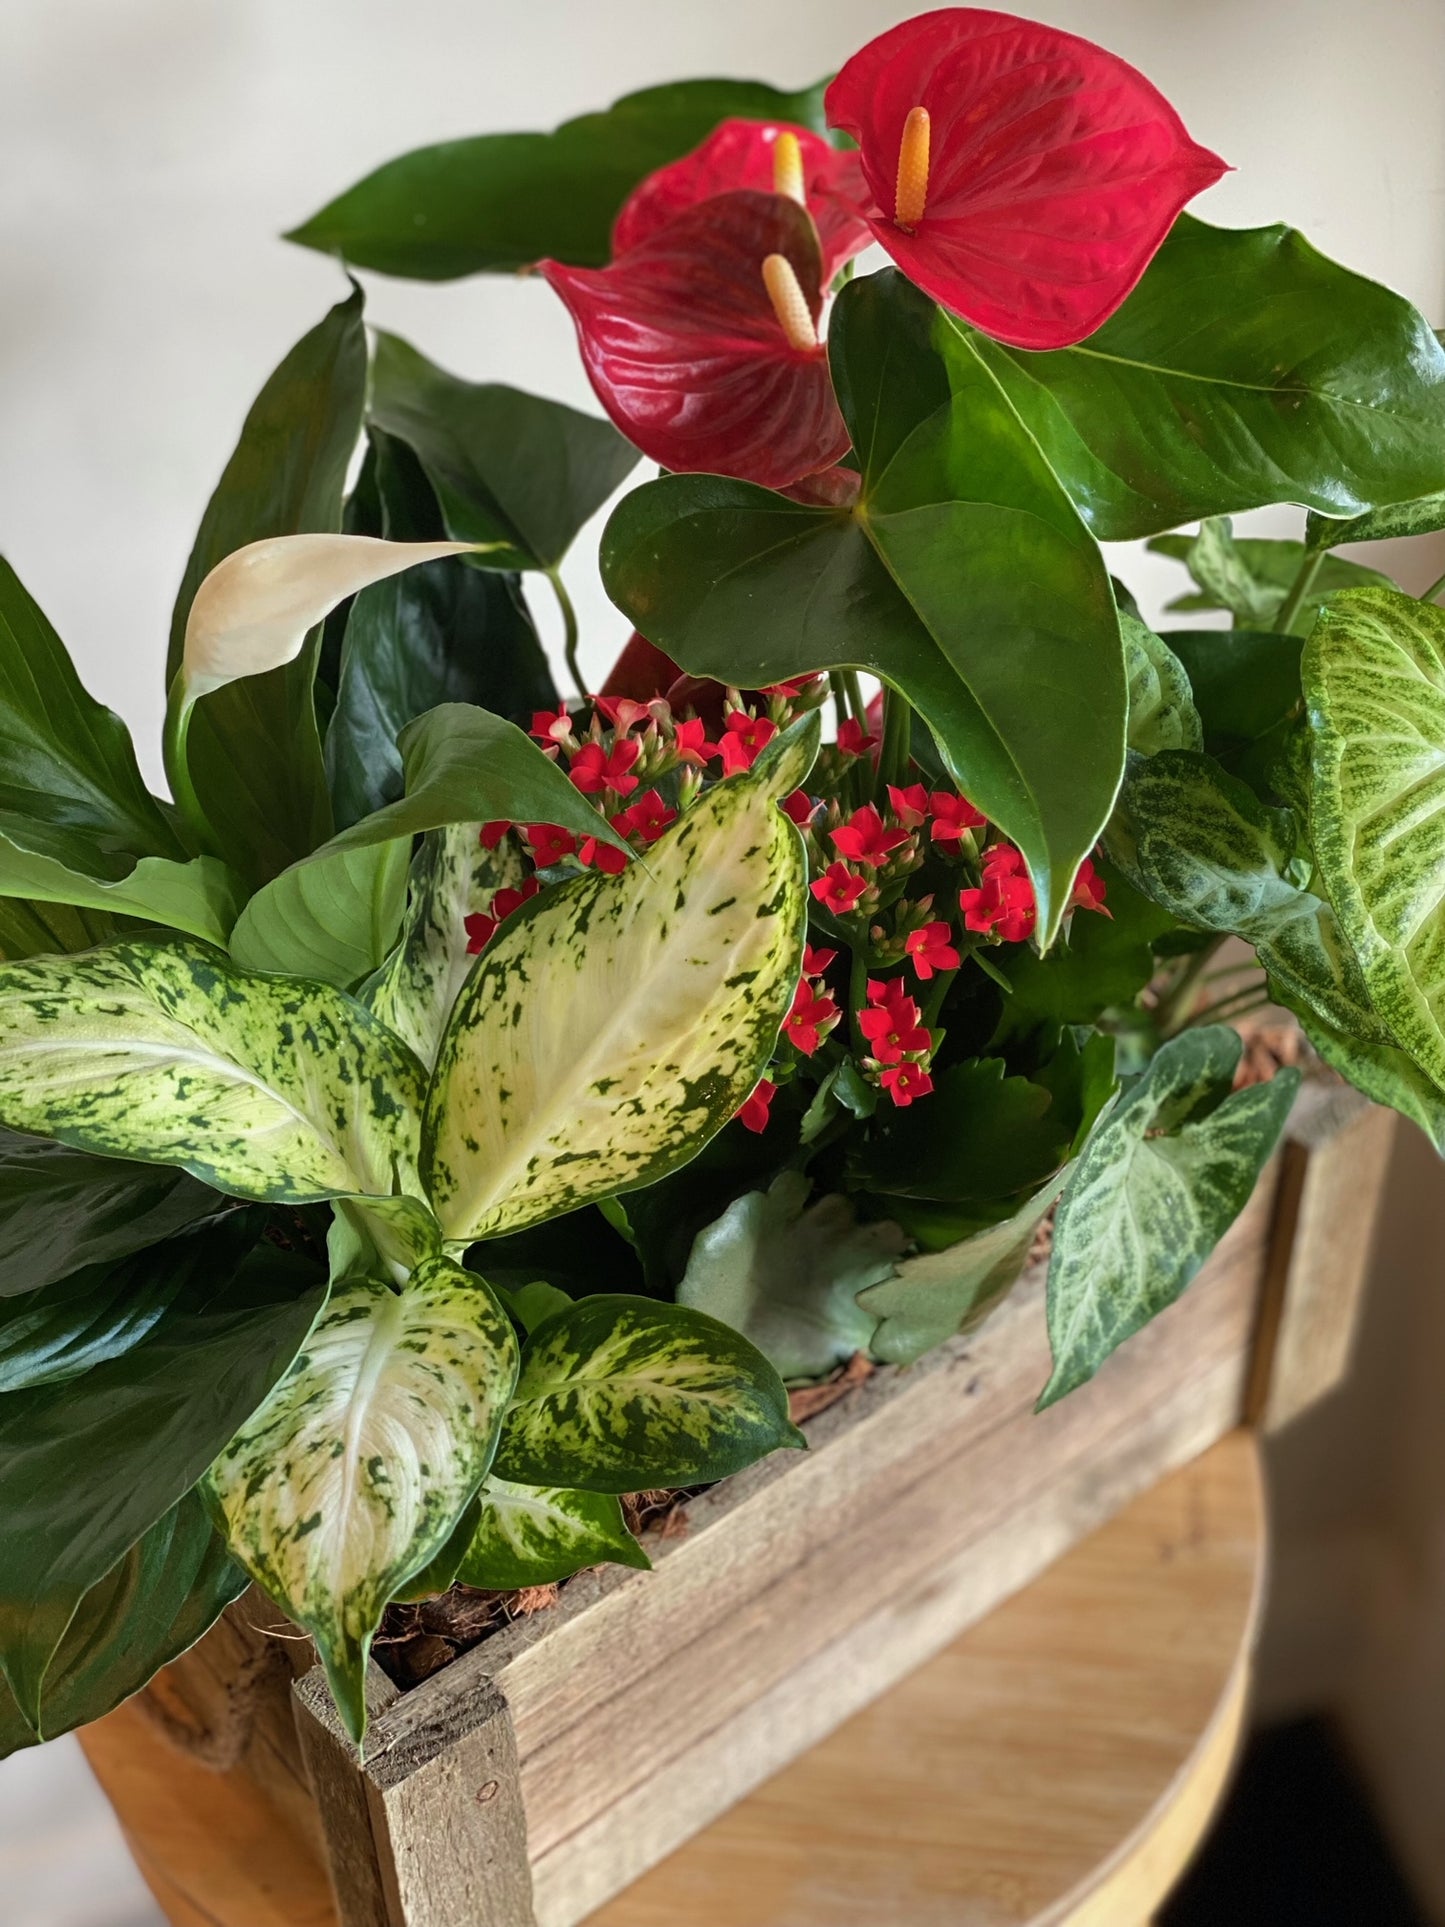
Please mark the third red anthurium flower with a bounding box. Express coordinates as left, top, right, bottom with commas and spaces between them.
825, 9, 1227, 350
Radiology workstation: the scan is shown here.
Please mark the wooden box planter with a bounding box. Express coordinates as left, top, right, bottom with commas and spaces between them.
83, 1080, 1395, 1927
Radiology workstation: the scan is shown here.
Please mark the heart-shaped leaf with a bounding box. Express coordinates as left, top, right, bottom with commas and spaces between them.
1121, 615, 1202, 757
1307, 492, 1445, 553
423, 719, 814, 1241
1149, 523, 1391, 629
971, 216, 1445, 540
1041, 1027, 1297, 1406
207, 1255, 518, 1743
228, 838, 412, 987
0, 940, 425, 1201
602, 270, 1125, 942
494, 1295, 799, 1492
456, 1478, 649, 1590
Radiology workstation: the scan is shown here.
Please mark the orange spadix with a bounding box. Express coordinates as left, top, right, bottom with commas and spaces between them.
894, 106, 931, 230
762, 254, 818, 352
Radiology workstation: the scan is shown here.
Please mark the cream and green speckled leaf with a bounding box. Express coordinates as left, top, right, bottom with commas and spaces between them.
456, 1477, 649, 1589
207, 1254, 519, 1743
363, 823, 526, 1069
0, 940, 425, 1201
422, 716, 816, 1241
1120, 616, 1201, 757
1305, 587, 1445, 1088
494, 1294, 800, 1493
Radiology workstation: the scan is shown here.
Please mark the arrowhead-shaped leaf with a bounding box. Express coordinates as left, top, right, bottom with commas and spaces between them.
1149, 523, 1389, 630
456, 1478, 649, 1589
1121, 616, 1202, 757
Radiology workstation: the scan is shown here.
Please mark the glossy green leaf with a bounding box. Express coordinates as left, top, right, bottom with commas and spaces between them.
1041, 1027, 1297, 1407
1121, 614, 1201, 757
207, 1255, 518, 1743
1149, 524, 1391, 628
326, 559, 554, 830
0, 940, 425, 1201
0, 1492, 246, 1756
0, 842, 241, 947
602, 271, 1125, 943
676, 1171, 904, 1382
1307, 493, 1445, 553
494, 1294, 800, 1493
1305, 588, 1445, 1089
0, 1220, 322, 1726
229, 837, 411, 987
0, 1130, 225, 1300
285, 77, 831, 278
456, 1478, 648, 1589
169, 289, 367, 885
860, 1166, 1071, 1367
972, 216, 1445, 541
1165, 630, 1303, 759
0, 897, 120, 963
424, 719, 814, 1241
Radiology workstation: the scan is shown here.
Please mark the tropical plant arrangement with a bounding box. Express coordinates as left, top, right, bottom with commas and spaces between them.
5, 6, 1445, 1768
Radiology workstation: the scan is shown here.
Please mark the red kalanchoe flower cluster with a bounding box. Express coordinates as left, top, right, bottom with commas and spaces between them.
1069, 855, 1111, 918
879, 1060, 934, 1107
464, 877, 541, 954
904, 920, 961, 982
781, 789, 816, 827
736, 1076, 777, 1135
859, 977, 935, 1106
928, 789, 986, 845
811, 860, 869, 916
526, 823, 578, 868
886, 783, 929, 830
836, 717, 876, 759
569, 736, 642, 797
830, 803, 910, 867
714, 709, 777, 777
782, 946, 842, 1057
959, 842, 1037, 942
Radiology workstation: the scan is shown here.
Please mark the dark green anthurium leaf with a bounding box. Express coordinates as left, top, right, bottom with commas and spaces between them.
455, 1478, 649, 1589
1148, 523, 1392, 628
494, 1294, 801, 1494
228, 837, 412, 988
1121, 615, 1201, 757
852, 1058, 1075, 1205
602, 270, 1125, 944
1307, 492, 1445, 553
0, 940, 425, 1202
1304, 588, 1445, 1091
326, 558, 554, 830
1041, 1027, 1298, 1407
424, 718, 814, 1241
0, 1492, 246, 1757
169, 288, 367, 886
860, 1164, 1072, 1367
0, 1218, 322, 1728
370, 333, 640, 574
207, 1254, 518, 1745
285, 76, 831, 278
971, 216, 1445, 541
676, 1171, 904, 1382
0, 1130, 226, 1300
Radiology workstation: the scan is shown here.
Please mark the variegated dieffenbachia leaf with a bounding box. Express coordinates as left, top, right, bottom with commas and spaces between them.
423, 716, 816, 1241
455, 1477, 649, 1589
363, 823, 526, 1069
494, 1294, 800, 1494
1121, 615, 1202, 757
0, 940, 425, 1201
1040, 1027, 1298, 1408
1304, 588, 1445, 1090
207, 1254, 519, 1743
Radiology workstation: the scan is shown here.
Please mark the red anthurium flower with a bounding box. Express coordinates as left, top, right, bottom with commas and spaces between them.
905, 920, 962, 981
825, 10, 1227, 349
783, 979, 841, 1057
831, 803, 911, 867
880, 1061, 935, 1107
620, 789, 677, 843
959, 842, 1037, 942
569, 736, 642, 796
600, 630, 682, 702
781, 789, 817, 828
887, 783, 930, 830
715, 710, 778, 777
612, 118, 873, 281
479, 820, 511, 850
1069, 855, 1111, 917
803, 944, 838, 976
736, 1076, 777, 1134
929, 789, 987, 844
811, 861, 869, 915
836, 717, 877, 759
541, 190, 849, 490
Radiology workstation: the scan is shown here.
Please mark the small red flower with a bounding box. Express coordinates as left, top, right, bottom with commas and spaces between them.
887, 783, 930, 830
803, 944, 838, 976
569, 737, 642, 796
929, 789, 987, 844
463, 912, 496, 955
783, 979, 840, 1057
492, 880, 540, 922
880, 1061, 935, 1107
672, 717, 714, 767
1069, 855, 1111, 918
811, 861, 868, 916
859, 991, 931, 1064
530, 707, 574, 745
736, 1077, 777, 1134
619, 788, 677, 844
715, 711, 778, 777
464, 877, 541, 953
526, 823, 578, 867
781, 789, 816, 828
579, 831, 630, 875
825, 12, 1227, 350
479, 820, 511, 850
830, 803, 911, 868
836, 717, 877, 759
866, 975, 916, 1014
593, 694, 652, 734
959, 843, 1037, 943
905, 920, 961, 981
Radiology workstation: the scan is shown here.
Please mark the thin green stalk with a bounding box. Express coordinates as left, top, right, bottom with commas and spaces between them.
848, 944, 869, 1054
161, 683, 223, 857
920, 965, 958, 1029
1419, 566, 1445, 605
1152, 936, 1226, 1034
842, 670, 867, 731
1183, 982, 1271, 1030
1274, 549, 1326, 635
877, 685, 912, 798
547, 568, 585, 703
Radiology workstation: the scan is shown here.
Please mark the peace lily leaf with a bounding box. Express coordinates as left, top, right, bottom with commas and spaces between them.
456, 1478, 649, 1590
677, 1171, 904, 1382
970, 216, 1445, 541
0, 897, 118, 963
0, 940, 425, 1202
1148, 524, 1392, 627
326, 557, 555, 830
1040, 1027, 1298, 1407
168, 290, 368, 885
424, 717, 815, 1241
861, 1165, 1071, 1367
285, 76, 831, 278
1305, 588, 1445, 1089
494, 1295, 800, 1493
0, 1129, 226, 1300
207, 1255, 519, 1744
364, 823, 527, 1071
370, 334, 640, 574
1307, 493, 1445, 553
853, 1059, 1074, 1205
0, 842, 242, 947
0, 1219, 322, 1727
229, 837, 412, 987
602, 270, 1125, 943
0, 1492, 246, 1757
1121, 615, 1201, 757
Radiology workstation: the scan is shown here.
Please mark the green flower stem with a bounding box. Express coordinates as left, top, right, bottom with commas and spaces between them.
1182, 980, 1271, 1030
848, 944, 869, 1054
161, 680, 224, 858
1274, 549, 1326, 635
920, 965, 958, 1029
1419, 566, 1445, 604
841, 670, 867, 728
877, 684, 912, 798
1153, 936, 1228, 1036
547, 567, 585, 704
